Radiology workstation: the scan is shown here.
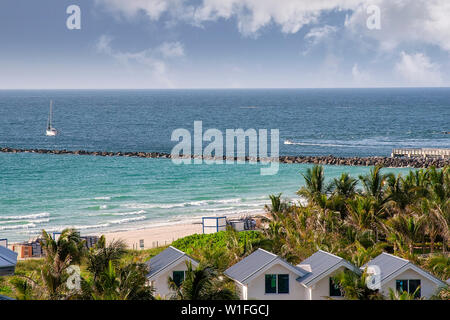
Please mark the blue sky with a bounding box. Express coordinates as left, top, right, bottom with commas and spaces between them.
0, 0, 449, 89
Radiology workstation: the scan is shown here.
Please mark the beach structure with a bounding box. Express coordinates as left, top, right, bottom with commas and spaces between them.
391, 148, 450, 159
0, 245, 18, 276
202, 216, 227, 234
0, 239, 7, 248
145, 246, 198, 298
224, 249, 359, 300
363, 253, 447, 299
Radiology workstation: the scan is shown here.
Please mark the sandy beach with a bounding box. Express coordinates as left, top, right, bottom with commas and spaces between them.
102, 222, 204, 249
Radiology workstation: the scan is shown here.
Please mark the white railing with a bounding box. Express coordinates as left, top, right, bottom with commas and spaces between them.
392, 148, 450, 158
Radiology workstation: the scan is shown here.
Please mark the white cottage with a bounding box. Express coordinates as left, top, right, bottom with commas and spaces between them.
145, 246, 198, 298
363, 252, 446, 299
224, 249, 359, 300
0, 245, 18, 277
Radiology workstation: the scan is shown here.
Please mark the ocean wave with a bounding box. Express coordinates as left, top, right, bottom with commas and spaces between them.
93, 196, 111, 201
0, 212, 50, 221
0, 223, 37, 231
110, 216, 146, 224
110, 210, 146, 216
122, 198, 245, 210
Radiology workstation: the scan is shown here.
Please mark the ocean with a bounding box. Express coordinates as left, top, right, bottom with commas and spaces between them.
0, 88, 449, 241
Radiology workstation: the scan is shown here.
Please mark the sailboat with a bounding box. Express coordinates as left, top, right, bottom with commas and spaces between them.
45, 100, 58, 136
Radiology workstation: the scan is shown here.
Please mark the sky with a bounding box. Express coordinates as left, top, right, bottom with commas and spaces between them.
0, 0, 450, 89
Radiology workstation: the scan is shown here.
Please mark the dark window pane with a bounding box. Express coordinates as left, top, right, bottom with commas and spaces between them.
396, 280, 408, 293
265, 274, 277, 294
277, 274, 289, 294
408, 280, 421, 298
329, 278, 342, 296
173, 271, 185, 287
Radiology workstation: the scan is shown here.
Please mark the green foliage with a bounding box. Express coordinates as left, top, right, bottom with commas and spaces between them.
168, 262, 238, 300
388, 287, 422, 300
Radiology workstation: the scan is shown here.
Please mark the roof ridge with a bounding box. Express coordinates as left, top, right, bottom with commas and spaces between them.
380, 252, 410, 263
168, 246, 187, 255
257, 248, 278, 257
240, 254, 278, 283
317, 249, 344, 261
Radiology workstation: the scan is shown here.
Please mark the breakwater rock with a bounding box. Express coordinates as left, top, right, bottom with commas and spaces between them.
1, 147, 449, 168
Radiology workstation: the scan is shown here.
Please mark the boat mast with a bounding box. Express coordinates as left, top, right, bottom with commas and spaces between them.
48, 100, 53, 129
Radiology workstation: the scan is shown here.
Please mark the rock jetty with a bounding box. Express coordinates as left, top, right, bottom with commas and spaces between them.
1, 147, 448, 168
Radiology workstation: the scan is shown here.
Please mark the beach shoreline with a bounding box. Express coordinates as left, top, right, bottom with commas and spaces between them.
101, 221, 204, 250
101, 212, 266, 250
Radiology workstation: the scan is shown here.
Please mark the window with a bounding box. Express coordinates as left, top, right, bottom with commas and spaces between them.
329, 278, 343, 297
265, 274, 277, 294
265, 274, 289, 294
395, 279, 421, 298
277, 274, 289, 294
408, 280, 421, 298
172, 271, 185, 287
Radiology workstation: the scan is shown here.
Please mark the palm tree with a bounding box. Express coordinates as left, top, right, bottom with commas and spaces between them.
88, 260, 154, 300
359, 165, 388, 205
39, 228, 85, 299
333, 270, 383, 300
169, 262, 238, 300
385, 174, 415, 213
388, 287, 422, 300
330, 172, 358, 198
86, 236, 127, 282
425, 254, 450, 279
297, 165, 328, 204
265, 193, 290, 218
386, 214, 425, 255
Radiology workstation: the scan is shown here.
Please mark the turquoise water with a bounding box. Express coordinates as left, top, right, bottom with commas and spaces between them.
0, 152, 412, 242
0, 88, 448, 241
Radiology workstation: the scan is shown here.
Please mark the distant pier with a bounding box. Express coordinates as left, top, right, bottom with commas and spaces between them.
391, 148, 450, 159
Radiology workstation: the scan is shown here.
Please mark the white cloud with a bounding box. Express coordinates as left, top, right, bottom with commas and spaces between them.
96, 0, 363, 36
96, 35, 185, 87
395, 52, 442, 86
351, 63, 371, 84
158, 41, 185, 58
345, 0, 450, 52
96, 0, 450, 52
304, 25, 338, 45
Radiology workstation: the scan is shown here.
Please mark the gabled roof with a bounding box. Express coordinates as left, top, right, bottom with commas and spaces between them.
224, 248, 306, 284
362, 252, 446, 287
296, 250, 360, 287
0, 246, 18, 276
145, 246, 197, 279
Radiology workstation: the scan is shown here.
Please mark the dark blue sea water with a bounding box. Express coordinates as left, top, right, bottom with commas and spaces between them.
0, 89, 448, 241
1, 88, 449, 157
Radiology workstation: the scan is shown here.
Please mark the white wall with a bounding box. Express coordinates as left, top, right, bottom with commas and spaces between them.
245, 263, 308, 300
381, 268, 441, 299
309, 266, 346, 300
150, 257, 194, 298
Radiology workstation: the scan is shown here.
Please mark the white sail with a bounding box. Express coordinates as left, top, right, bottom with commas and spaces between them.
45, 100, 58, 136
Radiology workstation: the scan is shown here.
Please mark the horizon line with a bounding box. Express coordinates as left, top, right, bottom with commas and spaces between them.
1, 86, 450, 91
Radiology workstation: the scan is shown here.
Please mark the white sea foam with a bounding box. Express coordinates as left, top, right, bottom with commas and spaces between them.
0, 223, 36, 230
122, 198, 245, 210
110, 210, 146, 216
0, 212, 50, 221
110, 216, 146, 224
